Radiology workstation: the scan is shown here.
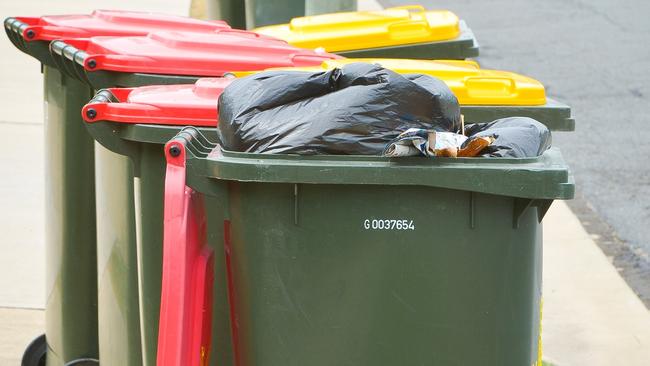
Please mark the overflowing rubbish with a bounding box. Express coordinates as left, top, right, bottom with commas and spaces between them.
462, 117, 552, 158
219, 63, 551, 158
383, 129, 494, 158
218, 63, 461, 154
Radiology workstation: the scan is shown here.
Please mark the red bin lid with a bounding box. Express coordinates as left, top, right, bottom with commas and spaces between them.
15, 10, 230, 41
63, 30, 341, 76
83, 78, 232, 126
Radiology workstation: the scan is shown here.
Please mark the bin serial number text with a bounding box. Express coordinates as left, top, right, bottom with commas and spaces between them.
363, 219, 415, 231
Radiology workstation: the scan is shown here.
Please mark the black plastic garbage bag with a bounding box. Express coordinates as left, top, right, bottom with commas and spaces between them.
218, 62, 461, 154
462, 117, 551, 158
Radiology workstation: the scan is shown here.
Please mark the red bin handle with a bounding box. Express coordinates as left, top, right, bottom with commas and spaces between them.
157, 138, 214, 366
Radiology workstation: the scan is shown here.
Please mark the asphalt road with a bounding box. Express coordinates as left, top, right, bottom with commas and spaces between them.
381, 0, 650, 295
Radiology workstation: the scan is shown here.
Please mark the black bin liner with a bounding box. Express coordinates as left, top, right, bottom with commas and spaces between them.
218, 63, 461, 154
463, 117, 552, 158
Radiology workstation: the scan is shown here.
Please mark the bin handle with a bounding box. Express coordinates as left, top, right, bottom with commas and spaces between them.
82, 89, 118, 122
83, 88, 154, 124
214, 28, 283, 43
215, 28, 261, 38
50, 39, 109, 72
50, 39, 92, 68
87, 89, 122, 104
4, 17, 38, 37
157, 134, 215, 366
49, 39, 93, 82
462, 76, 520, 100
391, 5, 426, 14
4, 17, 37, 52
170, 128, 217, 158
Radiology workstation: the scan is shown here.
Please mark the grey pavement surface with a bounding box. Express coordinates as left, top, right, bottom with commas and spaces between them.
542, 202, 650, 366
0, 308, 44, 366
382, 0, 650, 303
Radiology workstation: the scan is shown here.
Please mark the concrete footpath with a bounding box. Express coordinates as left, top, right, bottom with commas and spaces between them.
0, 0, 648, 365
543, 202, 650, 365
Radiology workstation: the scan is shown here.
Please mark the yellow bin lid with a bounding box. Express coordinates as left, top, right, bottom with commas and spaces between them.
232, 58, 547, 106
253, 6, 461, 53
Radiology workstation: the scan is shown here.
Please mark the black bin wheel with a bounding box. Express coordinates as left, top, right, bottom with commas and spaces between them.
64, 359, 99, 366
21, 334, 46, 366
21, 333, 99, 366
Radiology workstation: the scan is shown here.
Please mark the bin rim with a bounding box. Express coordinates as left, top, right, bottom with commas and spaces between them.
173, 129, 574, 201
216, 147, 546, 163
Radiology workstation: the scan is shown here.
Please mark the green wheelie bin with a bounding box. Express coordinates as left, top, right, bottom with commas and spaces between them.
47, 32, 338, 366
196, 0, 355, 29
244, 0, 308, 28
3, 11, 232, 366
243, 0, 356, 28
163, 127, 574, 366
305, 0, 357, 15
81, 80, 231, 366
197, 0, 247, 29
80, 55, 574, 364
253, 5, 479, 60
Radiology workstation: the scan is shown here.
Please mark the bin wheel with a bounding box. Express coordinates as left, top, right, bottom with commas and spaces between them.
64, 359, 99, 366
21, 334, 46, 366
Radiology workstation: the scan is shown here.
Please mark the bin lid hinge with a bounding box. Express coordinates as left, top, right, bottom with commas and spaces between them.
513, 198, 534, 229
513, 198, 554, 228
